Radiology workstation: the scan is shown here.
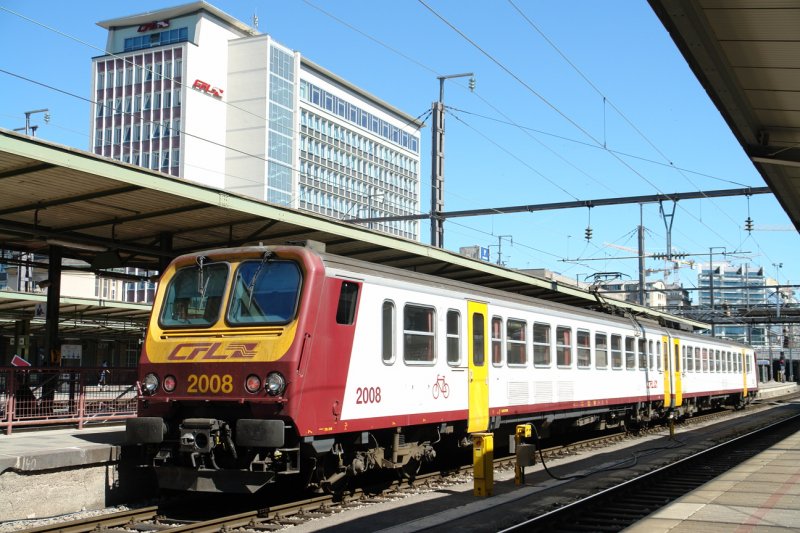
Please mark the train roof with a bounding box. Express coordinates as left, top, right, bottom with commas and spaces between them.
168, 244, 714, 335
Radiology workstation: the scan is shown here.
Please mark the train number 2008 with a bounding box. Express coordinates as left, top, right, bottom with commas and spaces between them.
187, 374, 234, 394
356, 386, 382, 404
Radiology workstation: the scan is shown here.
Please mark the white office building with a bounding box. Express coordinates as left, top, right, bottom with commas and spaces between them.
91, 2, 422, 240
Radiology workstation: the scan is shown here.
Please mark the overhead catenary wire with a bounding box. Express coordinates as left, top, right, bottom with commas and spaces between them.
506, 0, 768, 254
418, 0, 744, 255
287, 1, 768, 270
0, 3, 786, 282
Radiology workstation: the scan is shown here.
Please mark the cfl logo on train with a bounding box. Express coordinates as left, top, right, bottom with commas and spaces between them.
167, 341, 259, 361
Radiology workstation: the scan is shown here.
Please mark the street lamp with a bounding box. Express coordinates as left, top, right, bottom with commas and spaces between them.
430, 72, 475, 248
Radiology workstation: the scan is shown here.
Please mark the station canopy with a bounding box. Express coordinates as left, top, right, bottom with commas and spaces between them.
0, 130, 708, 332
650, 0, 800, 231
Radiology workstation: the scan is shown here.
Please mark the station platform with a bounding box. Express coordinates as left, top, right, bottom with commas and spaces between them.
0, 380, 797, 523
623, 417, 800, 532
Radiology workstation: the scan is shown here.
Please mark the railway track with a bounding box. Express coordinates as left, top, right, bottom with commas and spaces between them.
12, 400, 795, 533
501, 411, 800, 532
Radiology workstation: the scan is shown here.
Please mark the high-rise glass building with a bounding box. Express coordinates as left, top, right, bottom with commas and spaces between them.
697, 262, 769, 345
91, 2, 422, 240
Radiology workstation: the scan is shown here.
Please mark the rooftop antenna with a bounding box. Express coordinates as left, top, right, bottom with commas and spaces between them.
252, 11, 259, 30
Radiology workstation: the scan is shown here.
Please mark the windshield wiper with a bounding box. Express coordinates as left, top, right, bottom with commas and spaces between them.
245, 251, 273, 309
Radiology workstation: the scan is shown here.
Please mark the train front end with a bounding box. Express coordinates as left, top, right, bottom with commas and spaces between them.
125, 246, 321, 493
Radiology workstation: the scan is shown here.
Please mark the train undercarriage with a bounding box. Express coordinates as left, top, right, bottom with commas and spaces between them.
125, 391, 755, 494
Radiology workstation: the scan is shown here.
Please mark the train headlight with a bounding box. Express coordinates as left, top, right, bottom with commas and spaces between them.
163, 375, 177, 393
245, 374, 262, 394
142, 373, 159, 395
266, 372, 286, 397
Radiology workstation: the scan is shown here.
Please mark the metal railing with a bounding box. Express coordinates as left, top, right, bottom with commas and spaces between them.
0, 366, 138, 435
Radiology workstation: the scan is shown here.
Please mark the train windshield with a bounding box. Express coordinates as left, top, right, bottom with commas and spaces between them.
227, 259, 302, 325
160, 262, 229, 328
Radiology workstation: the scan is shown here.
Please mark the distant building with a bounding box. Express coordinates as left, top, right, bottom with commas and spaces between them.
91, 2, 422, 240
697, 262, 769, 345
665, 282, 692, 311
518, 268, 590, 290
599, 280, 667, 309
459, 245, 491, 262
1, 254, 155, 304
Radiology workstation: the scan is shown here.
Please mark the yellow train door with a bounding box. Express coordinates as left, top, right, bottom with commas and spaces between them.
662, 335, 683, 408
672, 337, 682, 406
467, 300, 489, 433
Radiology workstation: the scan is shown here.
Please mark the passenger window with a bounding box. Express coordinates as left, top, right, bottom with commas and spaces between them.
625, 337, 635, 370
382, 300, 395, 364
577, 329, 590, 368
686, 345, 694, 372
595, 332, 608, 369
649, 340, 655, 370
702, 348, 709, 372
491, 316, 503, 367
638, 339, 647, 370
506, 319, 527, 366
533, 322, 551, 367
674, 344, 680, 373
446, 310, 460, 365
611, 334, 622, 369
472, 313, 485, 366
403, 304, 435, 363
335, 281, 359, 325
556, 326, 572, 367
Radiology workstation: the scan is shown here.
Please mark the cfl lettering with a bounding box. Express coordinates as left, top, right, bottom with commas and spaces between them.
138, 20, 170, 32
192, 79, 224, 99
167, 342, 258, 361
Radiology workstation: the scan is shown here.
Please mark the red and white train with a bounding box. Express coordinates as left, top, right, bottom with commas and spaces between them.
126, 244, 758, 493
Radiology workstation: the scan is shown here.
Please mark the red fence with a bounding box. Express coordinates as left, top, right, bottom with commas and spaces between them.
0, 366, 138, 435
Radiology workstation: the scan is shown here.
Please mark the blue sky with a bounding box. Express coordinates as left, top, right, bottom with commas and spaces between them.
0, 1, 796, 297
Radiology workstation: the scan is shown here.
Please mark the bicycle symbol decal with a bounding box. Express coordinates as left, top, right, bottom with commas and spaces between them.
432, 374, 450, 399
